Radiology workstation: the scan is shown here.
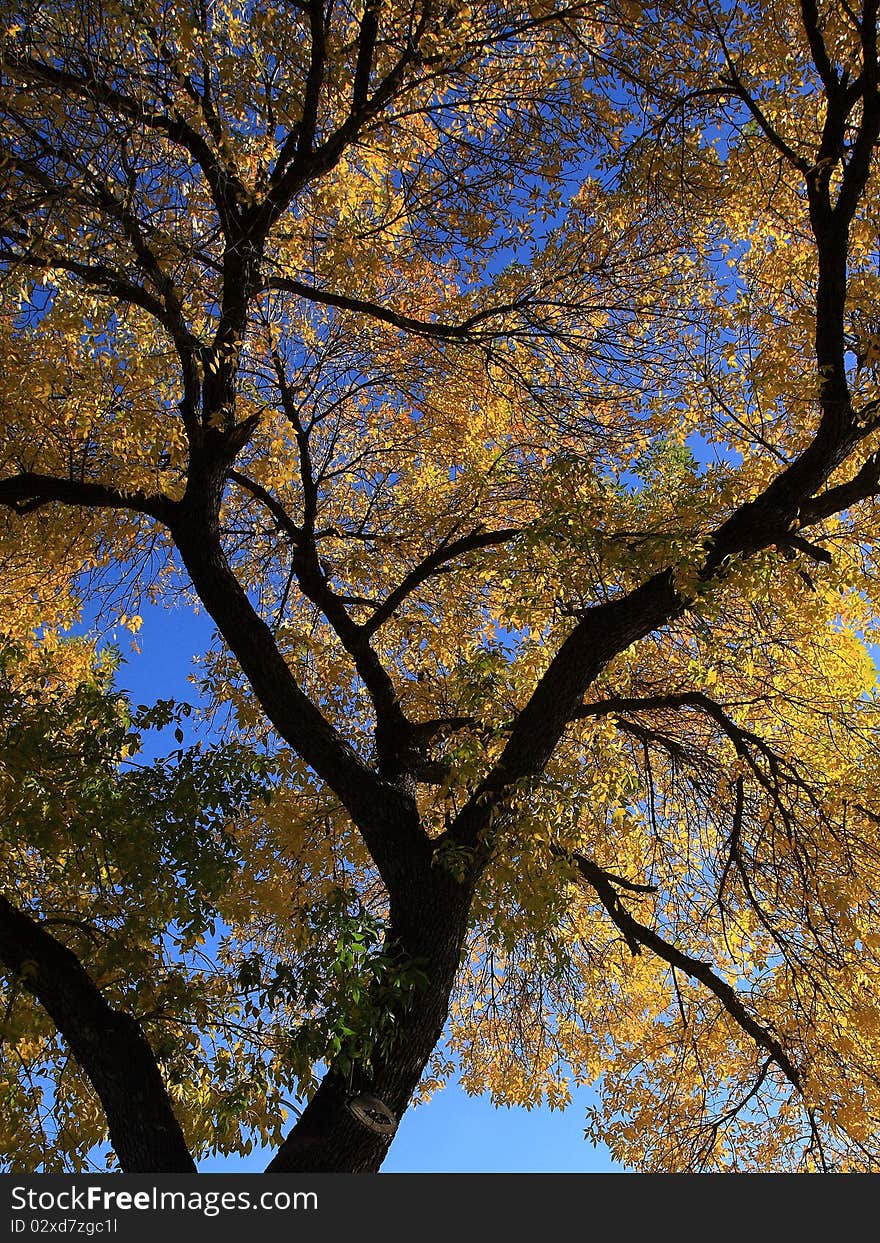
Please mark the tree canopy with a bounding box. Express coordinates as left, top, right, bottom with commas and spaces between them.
2, 0, 880, 1172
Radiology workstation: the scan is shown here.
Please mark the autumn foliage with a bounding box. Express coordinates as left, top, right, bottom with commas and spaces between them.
2, 0, 880, 1171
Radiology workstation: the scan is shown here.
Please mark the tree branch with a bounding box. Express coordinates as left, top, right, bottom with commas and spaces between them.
353, 1, 381, 110
563, 852, 803, 1092
261, 274, 524, 341
2, 50, 245, 236
0, 473, 174, 522
169, 500, 426, 884
363, 526, 522, 636
799, 0, 840, 92
798, 448, 880, 523
0, 895, 195, 1172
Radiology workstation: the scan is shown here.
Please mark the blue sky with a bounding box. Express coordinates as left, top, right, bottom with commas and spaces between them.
92, 597, 620, 1174
198, 1081, 619, 1173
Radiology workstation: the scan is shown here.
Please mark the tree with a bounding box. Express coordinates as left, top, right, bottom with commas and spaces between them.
2, 0, 880, 1172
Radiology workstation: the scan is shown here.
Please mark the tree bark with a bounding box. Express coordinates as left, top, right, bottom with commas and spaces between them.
266, 862, 474, 1172
0, 896, 195, 1172
169, 497, 424, 890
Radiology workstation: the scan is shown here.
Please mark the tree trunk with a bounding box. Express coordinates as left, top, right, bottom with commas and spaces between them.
267, 865, 473, 1172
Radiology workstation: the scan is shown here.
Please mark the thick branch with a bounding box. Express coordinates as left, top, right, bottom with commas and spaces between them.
262, 275, 524, 341
798, 448, 880, 522
169, 499, 425, 883
0, 472, 174, 521
565, 854, 802, 1092
800, 0, 840, 91
297, 1, 327, 157
0, 895, 195, 1172
353, 1, 381, 110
